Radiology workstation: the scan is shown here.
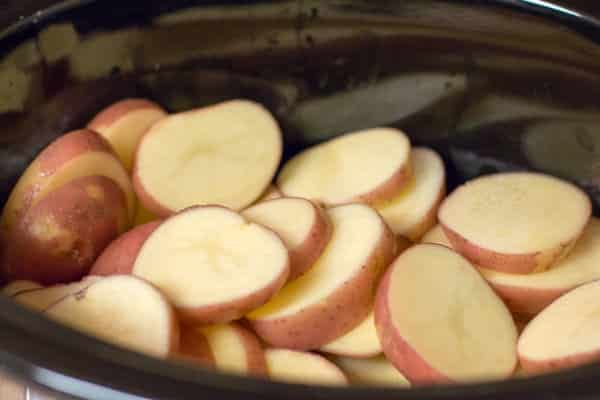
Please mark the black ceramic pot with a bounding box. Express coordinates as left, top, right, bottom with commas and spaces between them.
1, 1, 600, 399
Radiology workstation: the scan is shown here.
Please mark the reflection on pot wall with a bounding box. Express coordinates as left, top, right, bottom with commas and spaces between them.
0, 0, 599, 212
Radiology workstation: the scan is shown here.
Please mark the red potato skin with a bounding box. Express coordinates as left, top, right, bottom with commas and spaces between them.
89, 220, 162, 276
178, 328, 215, 367
287, 200, 332, 280
230, 323, 268, 377
1, 129, 115, 233
1, 176, 128, 285
440, 223, 582, 275
249, 212, 397, 351
374, 266, 452, 385
87, 99, 165, 130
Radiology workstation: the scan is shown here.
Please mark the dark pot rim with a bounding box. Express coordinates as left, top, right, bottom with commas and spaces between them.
1, 1, 600, 399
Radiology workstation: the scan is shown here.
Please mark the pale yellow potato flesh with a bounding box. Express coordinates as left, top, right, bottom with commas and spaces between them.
321, 309, 381, 357
518, 280, 600, 360
45, 276, 173, 358
242, 197, 315, 251
133, 206, 288, 308
333, 356, 410, 387
136, 100, 281, 211
265, 349, 347, 386
1, 280, 42, 297
277, 128, 410, 205
96, 108, 166, 172
248, 204, 383, 319
421, 225, 450, 246
377, 147, 444, 237
439, 172, 590, 254
388, 245, 517, 381
200, 325, 248, 375
13, 277, 101, 311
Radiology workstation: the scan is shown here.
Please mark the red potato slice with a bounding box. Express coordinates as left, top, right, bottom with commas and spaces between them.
423, 220, 600, 316
45, 275, 178, 358
1, 176, 128, 285
277, 128, 411, 206
375, 244, 517, 385
332, 355, 411, 387
87, 98, 167, 171
420, 224, 449, 247
518, 280, 600, 374
438, 172, 591, 274
265, 349, 348, 386
242, 197, 332, 280
89, 220, 162, 276
133, 206, 289, 324
320, 309, 381, 358
1, 280, 42, 297
133, 100, 282, 216
13, 276, 101, 311
376, 148, 446, 241
193, 323, 267, 377
248, 204, 396, 350
0, 129, 135, 235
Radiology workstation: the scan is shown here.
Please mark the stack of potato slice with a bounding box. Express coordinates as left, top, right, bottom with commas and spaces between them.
1, 97, 596, 388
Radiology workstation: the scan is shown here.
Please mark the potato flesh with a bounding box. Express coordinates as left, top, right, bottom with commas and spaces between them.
277, 128, 410, 204
388, 245, 517, 381
14, 277, 101, 311
242, 198, 315, 250
519, 280, 600, 360
45, 276, 172, 357
265, 349, 347, 386
248, 204, 383, 319
136, 100, 281, 211
377, 147, 444, 236
321, 309, 380, 356
198, 325, 248, 374
333, 356, 410, 387
133, 207, 288, 308
439, 172, 590, 254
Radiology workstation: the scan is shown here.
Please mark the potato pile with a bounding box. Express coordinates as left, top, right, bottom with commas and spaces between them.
1, 98, 597, 387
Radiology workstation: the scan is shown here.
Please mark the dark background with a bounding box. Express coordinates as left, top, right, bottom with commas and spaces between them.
2, 0, 600, 30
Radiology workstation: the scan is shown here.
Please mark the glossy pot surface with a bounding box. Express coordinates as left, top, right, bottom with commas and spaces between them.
1, 1, 600, 399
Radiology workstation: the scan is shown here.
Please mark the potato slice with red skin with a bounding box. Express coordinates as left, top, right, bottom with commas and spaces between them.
277, 128, 411, 206
133, 203, 159, 226
376, 148, 445, 241
320, 309, 381, 358
375, 244, 517, 385
243, 197, 332, 280
133, 206, 290, 325
438, 172, 591, 274
248, 204, 396, 350
265, 349, 348, 386
89, 220, 162, 276
45, 275, 179, 358
518, 280, 600, 374
332, 355, 411, 387
194, 323, 267, 377
1, 176, 128, 285
0, 129, 135, 233
1, 280, 42, 297
423, 221, 600, 316
13, 276, 101, 311
133, 100, 282, 216
87, 98, 167, 172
